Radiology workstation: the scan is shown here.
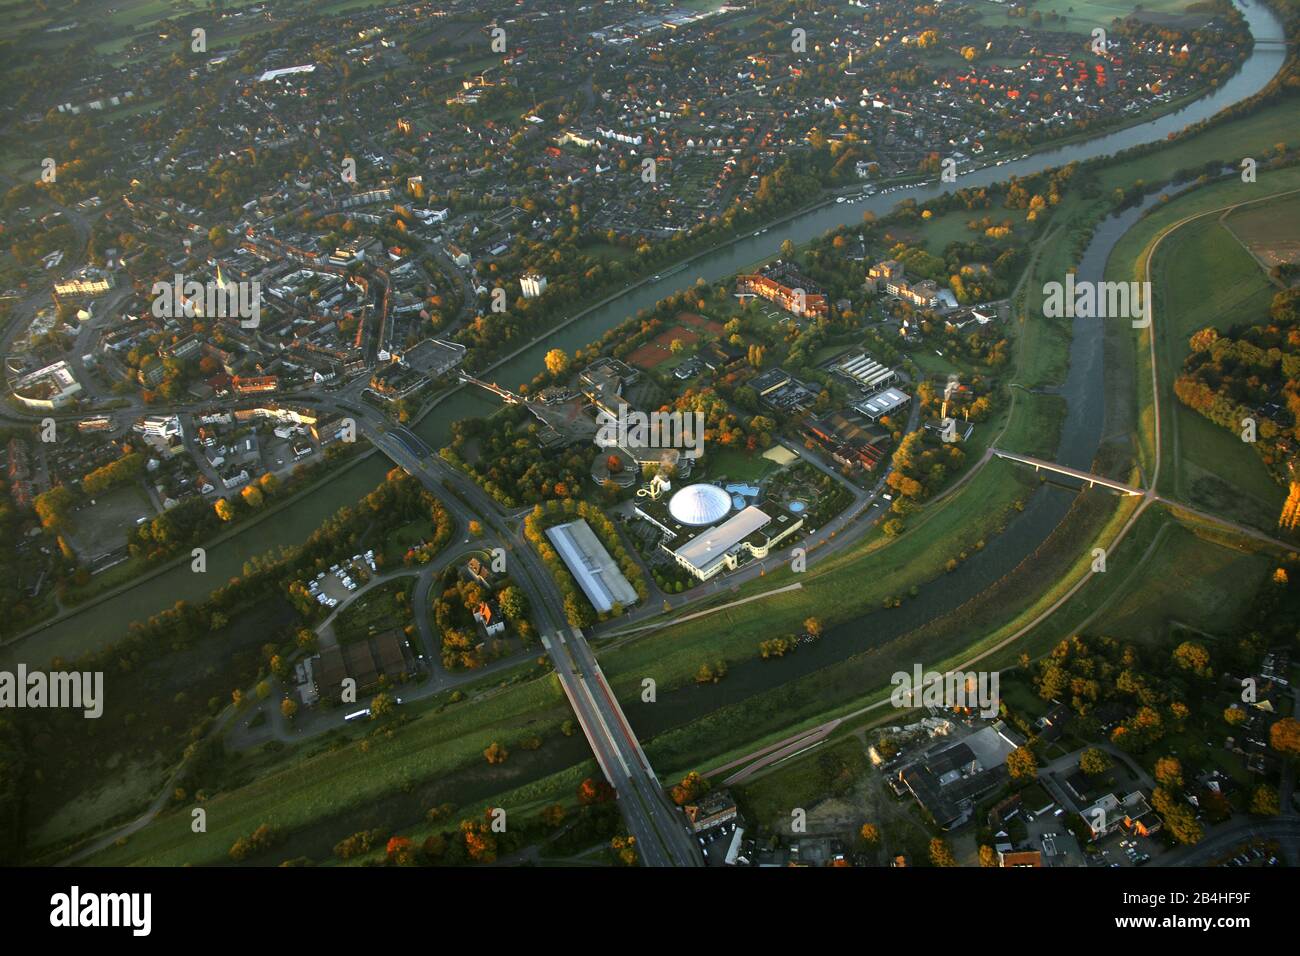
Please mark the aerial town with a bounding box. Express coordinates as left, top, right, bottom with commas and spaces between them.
0, 0, 1297, 929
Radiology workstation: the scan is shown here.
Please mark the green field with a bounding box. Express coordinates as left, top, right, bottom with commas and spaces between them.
1096, 107, 1298, 196
1105, 165, 1300, 526
1082, 518, 1272, 641
80, 666, 573, 866
971, 0, 1215, 34
699, 445, 779, 482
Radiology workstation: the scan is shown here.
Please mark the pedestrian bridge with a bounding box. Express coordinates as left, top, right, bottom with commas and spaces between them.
992, 449, 1144, 496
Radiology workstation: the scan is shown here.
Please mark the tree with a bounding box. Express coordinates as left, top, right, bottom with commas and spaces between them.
1006, 745, 1037, 782
1160, 802, 1203, 845
34, 486, 75, 531
563, 591, 594, 628
544, 348, 570, 377
483, 741, 509, 764
859, 823, 880, 845
928, 837, 957, 867
978, 844, 998, 867
1079, 747, 1110, 777
1153, 756, 1183, 789
541, 804, 567, 828
214, 498, 235, 521
578, 777, 615, 805
498, 585, 527, 621
1250, 785, 1280, 816
240, 484, 264, 508
1271, 717, 1300, 757
369, 692, 395, 719
804, 616, 823, 639
467, 520, 483, 536
670, 771, 710, 806
386, 836, 417, 866
281, 698, 298, 719
780, 238, 796, 260
1172, 640, 1213, 678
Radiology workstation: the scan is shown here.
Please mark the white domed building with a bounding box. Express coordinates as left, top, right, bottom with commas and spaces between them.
667, 483, 732, 527
633, 481, 806, 583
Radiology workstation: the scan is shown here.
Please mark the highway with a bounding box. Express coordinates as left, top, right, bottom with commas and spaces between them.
358, 412, 702, 866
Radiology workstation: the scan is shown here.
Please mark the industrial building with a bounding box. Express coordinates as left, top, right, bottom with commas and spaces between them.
833, 353, 897, 393
852, 387, 911, 423
545, 518, 639, 613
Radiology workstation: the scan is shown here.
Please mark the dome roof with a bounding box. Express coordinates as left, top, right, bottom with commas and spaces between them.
668, 483, 732, 526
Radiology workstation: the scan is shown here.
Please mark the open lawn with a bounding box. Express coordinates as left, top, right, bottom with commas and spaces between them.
732, 737, 869, 829
906, 208, 986, 255
699, 445, 779, 482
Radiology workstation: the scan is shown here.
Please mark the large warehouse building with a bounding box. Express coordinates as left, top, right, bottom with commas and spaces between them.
546, 519, 639, 613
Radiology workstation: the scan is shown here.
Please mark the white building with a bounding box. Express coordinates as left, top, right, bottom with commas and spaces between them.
520, 273, 548, 299
134, 414, 184, 441
671, 505, 803, 581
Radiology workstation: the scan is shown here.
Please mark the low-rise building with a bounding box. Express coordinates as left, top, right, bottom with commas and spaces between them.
10, 361, 82, 409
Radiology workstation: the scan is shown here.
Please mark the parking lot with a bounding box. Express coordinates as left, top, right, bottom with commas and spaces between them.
1092, 832, 1158, 868
307, 552, 377, 608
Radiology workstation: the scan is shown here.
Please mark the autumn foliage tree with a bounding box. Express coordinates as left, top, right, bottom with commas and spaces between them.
1006, 745, 1037, 782
929, 837, 957, 867
1271, 716, 1300, 758
669, 771, 711, 806
578, 777, 615, 805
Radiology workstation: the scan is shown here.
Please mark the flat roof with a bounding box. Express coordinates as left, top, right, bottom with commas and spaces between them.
854, 387, 910, 418
546, 519, 638, 613
674, 505, 771, 573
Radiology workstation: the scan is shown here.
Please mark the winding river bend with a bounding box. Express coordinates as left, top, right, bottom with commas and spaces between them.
6, 1, 1286, 667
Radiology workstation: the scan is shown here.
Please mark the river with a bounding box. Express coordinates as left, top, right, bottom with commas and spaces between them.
6, 0, 1285, 668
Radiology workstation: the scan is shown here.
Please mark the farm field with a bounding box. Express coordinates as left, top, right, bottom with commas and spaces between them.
1224, 192, 1300, 271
